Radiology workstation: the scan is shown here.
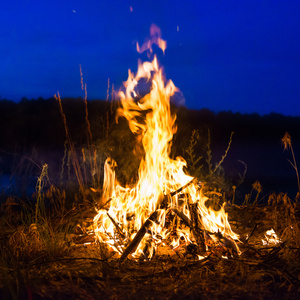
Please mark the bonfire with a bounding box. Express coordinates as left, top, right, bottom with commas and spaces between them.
93, 24, 239, 261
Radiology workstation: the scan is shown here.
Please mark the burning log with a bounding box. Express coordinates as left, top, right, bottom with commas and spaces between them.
188, 201, 206, 254
159, 178, 197, 209
106, 212, 125, 239
120, 210, 160, 262
171, 207, 240, 257
170, 208, 191, 227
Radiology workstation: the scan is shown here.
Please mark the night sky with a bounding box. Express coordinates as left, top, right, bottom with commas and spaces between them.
1, 0, 300, 116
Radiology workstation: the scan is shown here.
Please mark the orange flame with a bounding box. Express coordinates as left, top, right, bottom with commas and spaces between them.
136, 24, 167, 56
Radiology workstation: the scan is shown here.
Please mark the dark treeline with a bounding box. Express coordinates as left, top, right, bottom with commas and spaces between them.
0, 97, 109, 151
1, 97, 300, 150
1, 97, 300, 198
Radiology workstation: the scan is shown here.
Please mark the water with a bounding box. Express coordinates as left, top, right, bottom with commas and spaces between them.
0, 174, 37, 198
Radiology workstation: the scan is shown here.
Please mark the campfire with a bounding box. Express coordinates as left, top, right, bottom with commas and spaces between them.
93, 25, 240, 261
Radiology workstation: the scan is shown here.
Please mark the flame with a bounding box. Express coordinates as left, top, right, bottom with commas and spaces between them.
94, 25, 239, 259
136, 24, 167, 56
262, 229, 281, 246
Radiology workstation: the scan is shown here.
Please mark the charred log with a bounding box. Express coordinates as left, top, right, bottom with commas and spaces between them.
188, 201, 206, 254
120, 210, 160, 262
170, 207, 191, 227
159, 178, 197, 209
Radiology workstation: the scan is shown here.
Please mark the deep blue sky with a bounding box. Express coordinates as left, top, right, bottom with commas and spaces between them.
1, 0, 300, 116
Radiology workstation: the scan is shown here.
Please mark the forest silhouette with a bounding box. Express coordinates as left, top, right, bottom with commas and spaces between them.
1, 97, 300, 201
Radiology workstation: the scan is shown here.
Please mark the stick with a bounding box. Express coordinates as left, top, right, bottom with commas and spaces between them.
170, 208, 191, 227
171, 178, 197, 197
188, 202, 206, 254
107, 212, 125, 239
160, 178, 197, 209
244, 222, 259, 244
120, 211, 160, 262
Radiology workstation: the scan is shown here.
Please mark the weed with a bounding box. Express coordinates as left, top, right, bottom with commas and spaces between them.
35, 163, 49, 224
267, 192, 300, 247
55, 93, 86, 200
282, 132, 300, 198
60, 140, 68, 186
184, 129, 234, 208
210, 131, 234, 178
206, 129, 213, 175
243, 180, 263, 206
184, 129, 203, 178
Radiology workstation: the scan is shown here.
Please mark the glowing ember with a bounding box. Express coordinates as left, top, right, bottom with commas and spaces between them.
262, 229, 281, 246
93, 25, 239, 260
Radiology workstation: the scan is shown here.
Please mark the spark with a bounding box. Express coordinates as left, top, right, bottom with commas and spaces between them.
72, 10, 76, 13
177, 26, 179, 32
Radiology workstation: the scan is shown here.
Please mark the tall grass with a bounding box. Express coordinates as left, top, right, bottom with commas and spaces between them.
35, 163, 49, 224
184, 129, 234, 208
54, 68, 115, 200
282, 132, 300, 200
55, 92, 86, 201
80, 65, 100, 188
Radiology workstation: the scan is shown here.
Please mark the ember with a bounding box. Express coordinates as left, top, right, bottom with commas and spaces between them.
262, 228, 281, 246
93, 25, 239, 260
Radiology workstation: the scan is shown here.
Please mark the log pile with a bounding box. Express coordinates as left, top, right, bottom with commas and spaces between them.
73, 179, 240, 262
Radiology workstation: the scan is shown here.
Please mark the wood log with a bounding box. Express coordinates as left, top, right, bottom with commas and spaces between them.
159, 178, 197, 209
188, 202, 206, 254
170, 208, 191, 227
120, 210, 160, 262
170, 178, 198, 197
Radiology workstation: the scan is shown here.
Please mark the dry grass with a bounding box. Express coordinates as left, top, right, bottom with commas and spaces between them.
1, 197, 299, 299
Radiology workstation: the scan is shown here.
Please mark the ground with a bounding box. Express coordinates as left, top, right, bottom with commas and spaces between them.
1, 201, 299, 299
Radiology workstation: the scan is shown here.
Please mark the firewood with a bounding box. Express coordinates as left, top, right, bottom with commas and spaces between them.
244, 222, 259, 244
170, 208, 191, 227
120, 179, 197, 262
188, 202, 206, 254
159, 178, 197, 209
107, 212, 125, 239
120, 210, 160, 262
